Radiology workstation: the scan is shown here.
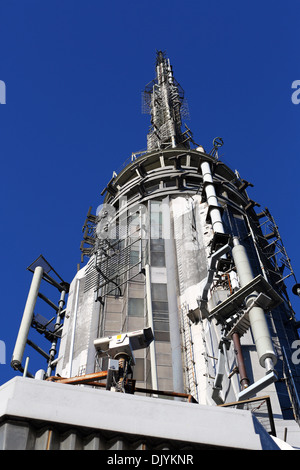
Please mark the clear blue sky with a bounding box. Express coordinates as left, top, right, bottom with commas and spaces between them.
1, 0, 300, 385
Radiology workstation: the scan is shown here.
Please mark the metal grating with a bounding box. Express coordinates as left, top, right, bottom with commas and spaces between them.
84, 257, 99, 293
83, 236, 145, 298
0, 419, 214, 451
256, 208, 296, 289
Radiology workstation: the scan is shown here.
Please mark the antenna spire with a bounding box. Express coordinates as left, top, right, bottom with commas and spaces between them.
143, 51, 190, 151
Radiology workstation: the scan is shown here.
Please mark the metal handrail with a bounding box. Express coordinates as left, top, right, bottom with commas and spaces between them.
219, 395, 276, 437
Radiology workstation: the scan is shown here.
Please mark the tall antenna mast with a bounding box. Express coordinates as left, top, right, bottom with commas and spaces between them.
143, 50, 189, 151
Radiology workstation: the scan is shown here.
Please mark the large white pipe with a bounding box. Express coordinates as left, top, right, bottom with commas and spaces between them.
11, 266, 44, 370
163, 197, 184, 394
200, 160, 224, 234
232, 237, 277, 370
145, 264, 158, 390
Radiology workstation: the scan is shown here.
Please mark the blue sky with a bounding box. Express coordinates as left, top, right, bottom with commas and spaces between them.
0, 0, 300, 385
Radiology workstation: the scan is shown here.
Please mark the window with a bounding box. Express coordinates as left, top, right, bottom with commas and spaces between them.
151, 283, 169, 342
151, 283, 168, 301
130, 246, 140, 266
150, 201, 163, 239
128, 298, 144, 317
150, 201, 166, 267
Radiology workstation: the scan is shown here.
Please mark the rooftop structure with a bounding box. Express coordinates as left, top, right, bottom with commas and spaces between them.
3, 51, 300, 451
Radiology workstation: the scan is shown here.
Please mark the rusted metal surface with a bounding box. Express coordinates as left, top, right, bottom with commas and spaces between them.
47, 372, 196, 403
232, 332, 250, 389
134, 385, 196, 403
47, 370, 108, 385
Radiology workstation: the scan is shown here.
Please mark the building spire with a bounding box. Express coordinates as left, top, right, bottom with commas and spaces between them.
143, 51, 190, 151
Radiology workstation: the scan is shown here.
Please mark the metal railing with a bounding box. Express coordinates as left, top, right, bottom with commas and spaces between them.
219, 395, 276, 436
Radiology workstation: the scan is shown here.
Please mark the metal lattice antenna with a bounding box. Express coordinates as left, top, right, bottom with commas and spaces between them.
143, 51, 190, 151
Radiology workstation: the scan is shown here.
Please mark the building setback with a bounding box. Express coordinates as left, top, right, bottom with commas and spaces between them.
3, 51, 300, 450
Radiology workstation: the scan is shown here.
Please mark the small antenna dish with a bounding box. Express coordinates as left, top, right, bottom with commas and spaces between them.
213, 136, 224, 148
209, 137, 224, 158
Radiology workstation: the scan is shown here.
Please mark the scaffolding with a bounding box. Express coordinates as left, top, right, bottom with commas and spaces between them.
256, 208, 296, 287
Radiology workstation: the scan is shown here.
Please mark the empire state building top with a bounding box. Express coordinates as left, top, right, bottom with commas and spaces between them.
4, 50, 300, 451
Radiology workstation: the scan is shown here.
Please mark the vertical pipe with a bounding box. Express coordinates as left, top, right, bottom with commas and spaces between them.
200, 160, 224, 234
23, 357, 30, 378
46, 288, 66, 377
46, 429, 53, 450
165, 245, 185, 393
138, 205, 143, 273
145, 264, 158, 391
163, 196, 184, 394
11, 265, 44, 371
245, 214, 269, 282
232, 332, 250, 389
232, 237, 277, 370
